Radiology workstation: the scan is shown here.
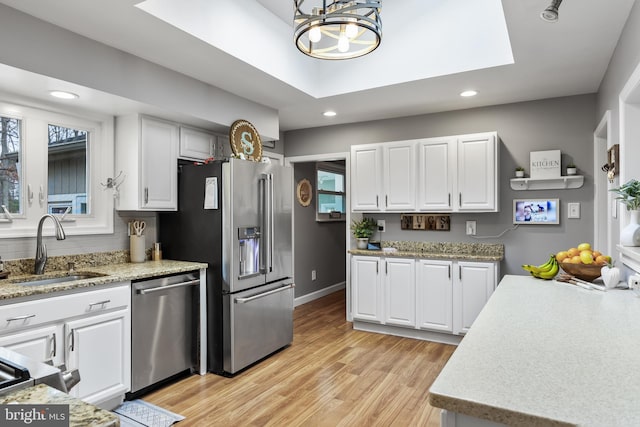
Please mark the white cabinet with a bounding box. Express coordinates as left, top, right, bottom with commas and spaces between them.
65, 309, 130, 404
351, 255, 383, 322
0, 324, 63, 366
351, 145, 383, 211
383, 258, 415, 327
383, 142, 416, 211
179, 126, 216, 161
351, 255, 497, 338
457, 133, 498, 212
351, 141, 415, 211
416, 260, 453, 333
115, 115, 179, 211
417, 138, 456, 211
0, 284, 131, 406
417, 132, 498, 212
454, 261, 497, 335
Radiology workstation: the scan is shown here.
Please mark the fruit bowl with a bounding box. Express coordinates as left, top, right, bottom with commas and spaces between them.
560, 262, 603, 282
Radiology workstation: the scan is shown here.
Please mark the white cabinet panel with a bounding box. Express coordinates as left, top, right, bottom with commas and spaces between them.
384, 258, 415, 327
116, 115, 179, 211
0, 324, 63, 366
418, 139, 455, 211
66, 308, 130, 403
454, 262, 496, 335
179, 126, 215, 160
457, 133, 497, 212
351, 256, 382, 322
416, 260, 453, 333
351, 146, 383, 211
383, 142, 416, 211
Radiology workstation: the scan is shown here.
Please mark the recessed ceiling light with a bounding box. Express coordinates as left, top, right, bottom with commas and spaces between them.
323, 111, 337, 117
49, 90, 79, 100
460, 90, 478, 97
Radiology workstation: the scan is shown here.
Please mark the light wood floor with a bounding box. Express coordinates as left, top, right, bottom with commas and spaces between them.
144, 290, 456, 426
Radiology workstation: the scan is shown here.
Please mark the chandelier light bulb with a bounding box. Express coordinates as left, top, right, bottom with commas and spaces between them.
345, 22, 358, 39
309, 25, 322, 43
338, 32, 350, 53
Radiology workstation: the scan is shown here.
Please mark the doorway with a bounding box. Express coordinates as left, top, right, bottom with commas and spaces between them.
594, 111, 615, 257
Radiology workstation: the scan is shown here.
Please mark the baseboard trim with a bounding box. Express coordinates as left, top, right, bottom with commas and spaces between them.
294, 281, 346, 307
353, 321, 463, 346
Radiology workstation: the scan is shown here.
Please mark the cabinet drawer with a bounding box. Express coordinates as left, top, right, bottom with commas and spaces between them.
0, 284, 130, 333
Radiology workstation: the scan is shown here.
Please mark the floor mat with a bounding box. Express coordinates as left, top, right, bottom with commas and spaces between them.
114, 400, 185, 427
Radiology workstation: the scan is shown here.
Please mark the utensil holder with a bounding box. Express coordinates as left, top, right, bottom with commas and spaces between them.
130, 235, 146, 263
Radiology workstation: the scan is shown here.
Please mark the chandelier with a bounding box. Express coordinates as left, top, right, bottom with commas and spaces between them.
294, 1, 382, 60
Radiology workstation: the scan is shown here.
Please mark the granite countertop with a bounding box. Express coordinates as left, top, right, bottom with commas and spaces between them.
349, 241, 504, 262
429, 275, 640, 426
0, 384, 118, 426
0, 251, 207, 301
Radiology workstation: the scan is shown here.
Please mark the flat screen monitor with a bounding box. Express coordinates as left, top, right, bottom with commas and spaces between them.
513, 199, 559, 224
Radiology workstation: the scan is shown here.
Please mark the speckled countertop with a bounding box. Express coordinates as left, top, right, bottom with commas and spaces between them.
429, 275, 640, 427
0, 384, 118, 426
349, 241, 504, 261
0, 250, 207, 301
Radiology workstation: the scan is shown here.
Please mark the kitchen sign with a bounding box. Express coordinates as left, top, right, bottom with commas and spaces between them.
530, 150, 561, 178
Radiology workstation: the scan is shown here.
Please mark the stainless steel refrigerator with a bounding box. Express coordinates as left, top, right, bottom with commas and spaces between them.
159, 158, 294, 375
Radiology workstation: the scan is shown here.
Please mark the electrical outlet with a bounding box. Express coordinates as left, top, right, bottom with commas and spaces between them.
466, 220, 476, 236
568, 202, 580, 219
311, 270, 317, 281
377, 219, 386, 232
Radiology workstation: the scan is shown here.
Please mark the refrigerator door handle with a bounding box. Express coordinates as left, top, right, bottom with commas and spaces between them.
235, 283, 295, 304
268, 173, 274, 273
259, 174, 268, 274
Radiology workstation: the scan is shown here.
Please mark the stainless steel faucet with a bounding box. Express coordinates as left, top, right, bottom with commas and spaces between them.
35, 214, 66, 275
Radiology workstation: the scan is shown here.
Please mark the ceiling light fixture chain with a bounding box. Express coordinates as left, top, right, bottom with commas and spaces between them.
294, 0, 382, 60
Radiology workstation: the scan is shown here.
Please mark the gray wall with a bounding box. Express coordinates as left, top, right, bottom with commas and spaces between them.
285, 94, 598, 277
294, 162, 346, 297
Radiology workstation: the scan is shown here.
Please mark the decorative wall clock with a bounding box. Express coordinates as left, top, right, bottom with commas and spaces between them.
296, 179, 312, 207
229, 119, 262, 162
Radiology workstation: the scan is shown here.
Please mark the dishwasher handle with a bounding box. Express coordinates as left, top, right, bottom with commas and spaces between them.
235, 283, 294, 304
137, 279, 200, 295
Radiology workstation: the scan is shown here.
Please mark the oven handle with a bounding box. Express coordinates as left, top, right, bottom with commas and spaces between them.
137, 279, 200, 295
235, 283, 294, 304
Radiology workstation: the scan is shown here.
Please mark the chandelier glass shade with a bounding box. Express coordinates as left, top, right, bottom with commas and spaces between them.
294, 1, 382, 60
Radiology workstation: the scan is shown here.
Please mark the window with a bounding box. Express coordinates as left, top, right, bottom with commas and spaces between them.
316, 161, 346, 222
0, 115, 21, 216
0, 100, 114, 237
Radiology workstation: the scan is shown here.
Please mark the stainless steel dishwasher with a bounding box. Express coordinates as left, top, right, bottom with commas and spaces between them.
129, 272, 199, 395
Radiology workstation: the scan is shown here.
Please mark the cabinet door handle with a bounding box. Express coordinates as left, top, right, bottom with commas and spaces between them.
50, 333, 57, 359
385, 261, 388, 275
39, 185, 45, 207
88, 299, 111, 308
376, 195, 379, 207
376, 260, 379, 274
70, 329, 75, 352
459, 265, 462, 280
385, 195, 388, 207
28, 184, 34, 205
448, 265, 451, 279
144, 187, 149, 204
7, 314, 36, 322
459, 192, 462, 206
448, 193, 451, 207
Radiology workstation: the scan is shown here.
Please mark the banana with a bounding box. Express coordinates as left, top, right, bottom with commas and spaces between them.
522, 254, 556, 275
536, 259, 559, 279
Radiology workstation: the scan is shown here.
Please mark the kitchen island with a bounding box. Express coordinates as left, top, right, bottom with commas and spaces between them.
429, 274, 640, 426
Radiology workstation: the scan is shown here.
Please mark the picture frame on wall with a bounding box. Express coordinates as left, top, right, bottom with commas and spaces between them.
513, 199, 560, 224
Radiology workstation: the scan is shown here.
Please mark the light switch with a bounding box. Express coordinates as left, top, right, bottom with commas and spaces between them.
377, 219, 386, 232
466, 220, 476, 235
568, 202, 580, 219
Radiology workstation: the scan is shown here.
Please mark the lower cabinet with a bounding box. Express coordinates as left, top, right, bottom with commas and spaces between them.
0, 284, 131, 407
352, 256, 497, 337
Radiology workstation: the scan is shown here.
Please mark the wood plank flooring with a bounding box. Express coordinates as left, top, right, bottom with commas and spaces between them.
143, 290, 456, 426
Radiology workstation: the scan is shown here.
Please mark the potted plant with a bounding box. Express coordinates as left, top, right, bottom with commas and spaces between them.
611, 179, 640, 246
351, 217, 377, 249
566, 163, 577, 175
515, 166, 525, 178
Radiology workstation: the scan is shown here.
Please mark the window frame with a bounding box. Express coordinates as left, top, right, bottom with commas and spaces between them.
0, 99, 114, 238
315, 161, 346, 222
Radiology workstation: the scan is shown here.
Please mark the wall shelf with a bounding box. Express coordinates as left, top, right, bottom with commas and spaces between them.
510, 175, 584, 190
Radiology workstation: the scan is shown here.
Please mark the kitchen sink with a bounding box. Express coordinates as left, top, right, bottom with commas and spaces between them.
13, 272, 108, 287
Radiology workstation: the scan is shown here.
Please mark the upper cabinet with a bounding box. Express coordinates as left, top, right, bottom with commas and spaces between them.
179, 126, 216, 161
351, 141, 415, 212
352, 132, 499, 213
115, 115, 179, 211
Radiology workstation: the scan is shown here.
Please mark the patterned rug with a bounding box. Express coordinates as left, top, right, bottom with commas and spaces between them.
114, 400, 185, 427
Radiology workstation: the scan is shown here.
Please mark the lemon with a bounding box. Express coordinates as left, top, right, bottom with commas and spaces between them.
577, 242, 592, 251
580, 250, 594, 264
